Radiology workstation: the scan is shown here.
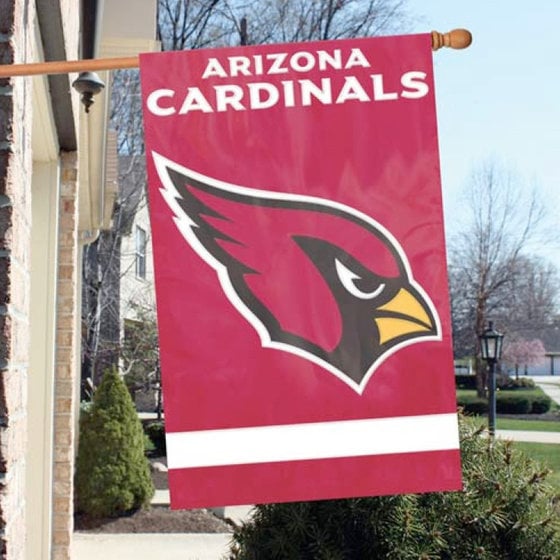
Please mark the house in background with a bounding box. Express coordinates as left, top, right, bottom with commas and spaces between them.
0, 1, 157, 559
117, 155, 159, 410
81, 151, 158, 409
509, 321, 560, 376
118, 155, 155, 335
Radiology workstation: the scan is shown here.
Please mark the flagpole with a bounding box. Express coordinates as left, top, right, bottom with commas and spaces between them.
0, 56, 139, 78
0, 29, 471, 78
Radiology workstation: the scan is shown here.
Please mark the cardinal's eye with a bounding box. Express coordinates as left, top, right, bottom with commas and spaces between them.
335, 259, 385, 300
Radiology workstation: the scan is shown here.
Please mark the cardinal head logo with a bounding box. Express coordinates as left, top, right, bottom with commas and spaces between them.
153, 152, 441, 394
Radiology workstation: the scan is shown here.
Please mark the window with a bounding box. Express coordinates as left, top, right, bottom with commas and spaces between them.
135, 226, 147, 279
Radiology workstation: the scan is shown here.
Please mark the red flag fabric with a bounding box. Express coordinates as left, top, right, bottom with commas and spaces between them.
140, 33, 462, 509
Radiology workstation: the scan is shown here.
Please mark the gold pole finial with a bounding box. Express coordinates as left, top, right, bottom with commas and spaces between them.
431, 29, 473, 51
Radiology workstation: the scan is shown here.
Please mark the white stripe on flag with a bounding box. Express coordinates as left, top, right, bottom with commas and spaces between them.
166, 413, 459, 470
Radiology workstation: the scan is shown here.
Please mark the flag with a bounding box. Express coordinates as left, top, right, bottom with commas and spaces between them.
140, 33, 462, 509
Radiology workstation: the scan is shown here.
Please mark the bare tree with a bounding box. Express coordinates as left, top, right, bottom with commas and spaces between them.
120, 300, 162, 417
81, 227, 122, 391
81, 156, 150, 393
156, 0, 411, 50
110, 71, 144, 156
498, 256, 559, 330
448, 160, 551, 396
220, 0, 410, 45
157, 0, 231, 50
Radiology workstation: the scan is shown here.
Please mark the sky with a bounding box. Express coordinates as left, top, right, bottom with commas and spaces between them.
406, 0, 559, 263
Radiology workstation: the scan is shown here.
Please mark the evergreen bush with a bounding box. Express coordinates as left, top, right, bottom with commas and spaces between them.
75, 368, 155, 518
417, 421, 559, 559
228, 417, 560, 559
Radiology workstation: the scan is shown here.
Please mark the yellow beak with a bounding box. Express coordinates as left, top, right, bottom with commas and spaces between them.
375, 287, 435, 346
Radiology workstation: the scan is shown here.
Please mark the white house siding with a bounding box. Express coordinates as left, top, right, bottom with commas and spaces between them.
120, 190, 156, 321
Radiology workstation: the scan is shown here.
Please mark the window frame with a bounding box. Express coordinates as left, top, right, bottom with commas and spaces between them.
135, 225, 147, 280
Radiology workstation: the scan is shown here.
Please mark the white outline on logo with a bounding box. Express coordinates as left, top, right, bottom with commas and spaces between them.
153, 151, 442, 395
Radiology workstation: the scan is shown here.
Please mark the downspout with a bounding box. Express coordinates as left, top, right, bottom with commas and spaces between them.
78, 0, 106, 246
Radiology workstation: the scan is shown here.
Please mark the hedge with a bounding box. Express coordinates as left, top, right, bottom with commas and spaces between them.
531, 395, 553, 414
455, 374, 477, 390
457, 394, 488, 415
496, 393, 532, 414
457, 391, 552, 415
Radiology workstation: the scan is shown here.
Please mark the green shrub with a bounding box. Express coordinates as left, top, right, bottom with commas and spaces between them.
531, 395, 552, 414
75, 368, 155, 518
416, 421, 560, 559
229, 495, 420, 559
515, 377, 536, 389
457, 394, 488, 415
228, 417, 560, 560
144, 421, 167, 456
498, 376, 536, 390
496, 393, 532, 414
458, 389, 552, 416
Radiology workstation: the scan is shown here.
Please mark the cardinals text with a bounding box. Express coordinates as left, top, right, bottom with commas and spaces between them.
146, 46, 429, 116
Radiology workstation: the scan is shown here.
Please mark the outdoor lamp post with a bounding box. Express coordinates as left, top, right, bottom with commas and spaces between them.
479, 321, 504, 437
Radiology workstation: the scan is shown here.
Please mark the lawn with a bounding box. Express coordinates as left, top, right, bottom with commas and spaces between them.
513, 442, 560, 491
467, 416, 560, 432
456, 387, 550, 400
497, 418, 560, 432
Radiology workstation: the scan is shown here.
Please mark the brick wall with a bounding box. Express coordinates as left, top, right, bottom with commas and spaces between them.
52, 154, 79, 560
0, 0, 34, 558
